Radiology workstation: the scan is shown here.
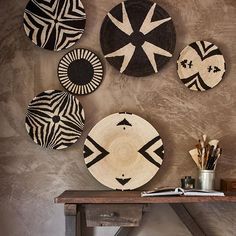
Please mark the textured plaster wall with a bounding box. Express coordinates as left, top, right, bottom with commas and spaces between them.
0, 0, 236, 236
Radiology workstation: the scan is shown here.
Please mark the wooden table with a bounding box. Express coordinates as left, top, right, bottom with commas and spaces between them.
54, 191, 236, 236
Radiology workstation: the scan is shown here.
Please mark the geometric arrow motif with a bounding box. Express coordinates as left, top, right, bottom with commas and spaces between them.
116, 178, 131, 185
181, 73, 212, 91
116, 118, 132, 127
103, 2, 174, 75
83, 136, 109, 168
138, 136, 164, 168
177, 41, 226, 92
83, 145, 94, 158
190, 41, 221, 61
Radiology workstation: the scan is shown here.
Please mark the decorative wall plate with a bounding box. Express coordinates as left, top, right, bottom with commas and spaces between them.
58, 49, 104, 95
100, 0, 176, 77
83, 112, 164, 190
25, 90, 85, 149
177, 41, 226, 91
23, 0, 86, 51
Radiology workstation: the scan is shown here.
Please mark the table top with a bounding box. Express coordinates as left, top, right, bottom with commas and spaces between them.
54, 190, 236, 204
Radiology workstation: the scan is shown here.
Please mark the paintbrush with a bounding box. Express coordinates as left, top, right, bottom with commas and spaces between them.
204, 144, 210, 169
209, 139, 219, 150
199, 139, 205, 170
189, 136, 222, 170
201, 147, 205, 170
202, 134, 207, 146
208, 146, 222, 170
195, 144, 201, 156
195, 143, 202, 168
213, 148, 222, 170
206, 145, 216, 169
189, 148, 201, 169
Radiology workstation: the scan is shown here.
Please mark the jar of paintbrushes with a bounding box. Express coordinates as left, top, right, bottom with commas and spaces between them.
189, 134, 222, 190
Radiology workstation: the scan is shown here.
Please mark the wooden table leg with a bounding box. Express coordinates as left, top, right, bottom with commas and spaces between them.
77, 206, 87, 236
170, 203, 206, 236
65, 204, 78, 236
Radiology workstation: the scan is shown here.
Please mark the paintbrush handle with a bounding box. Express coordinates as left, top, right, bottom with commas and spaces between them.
213, 152, 222, 170
206, 145, 214, 169
209, 157, 216, 170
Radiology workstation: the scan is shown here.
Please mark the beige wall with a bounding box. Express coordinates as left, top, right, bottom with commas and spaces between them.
0, 0, 236, 235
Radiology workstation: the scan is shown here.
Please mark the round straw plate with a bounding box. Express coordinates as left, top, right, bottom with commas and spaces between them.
58, 49, 104, 95
177, 41, 226, 91
83, 112, 164, 190
25, 90, 85, 150
100, 0, 176, 77
23, 0, 86, 51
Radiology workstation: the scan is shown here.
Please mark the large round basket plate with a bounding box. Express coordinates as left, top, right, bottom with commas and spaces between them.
58, 49, 104, 95
83, 112, 164, 190
100, 0, 176, 77
23, 0, 86, 51
25, 90, 85, 150
177, 41, 226, 91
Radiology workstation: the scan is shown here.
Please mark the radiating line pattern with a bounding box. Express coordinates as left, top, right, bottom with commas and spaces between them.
23, 0, 86, 51
100, 0, 176, 77
105, 2, 172, 73
25, 90, 85, 150
58, 48, 104, 95
177, 41, 226, 91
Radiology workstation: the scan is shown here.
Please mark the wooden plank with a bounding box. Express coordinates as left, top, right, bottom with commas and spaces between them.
115, 227, 133, 236
65, 204, 77, 236
66, 216, 77, 236
55, 191, 236, 204
65, 204, 77, 216
85, 204, 143, 227
171, 203, 206, 236
77, 206, 86, 236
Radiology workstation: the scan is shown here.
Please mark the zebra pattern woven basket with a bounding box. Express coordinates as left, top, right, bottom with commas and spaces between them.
25, 90, 85, 150
23, 0, 86, 51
